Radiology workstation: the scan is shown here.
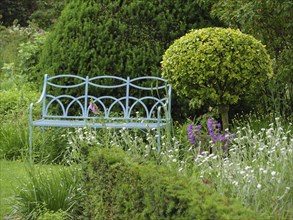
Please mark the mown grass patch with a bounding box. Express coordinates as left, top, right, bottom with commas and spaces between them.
0, 160, 28, 219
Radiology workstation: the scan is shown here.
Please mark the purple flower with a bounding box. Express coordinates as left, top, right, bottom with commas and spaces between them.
187, 124, 196, 145
187, 124, 202, 147
216, 122, 221, 128
195, 125, 202, 134
207, 118, 214, 136
218, 134, 226, 142
187, 118, 236, 155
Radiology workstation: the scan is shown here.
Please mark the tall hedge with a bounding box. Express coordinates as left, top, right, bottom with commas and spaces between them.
38, 0, 218, 78
82, 147, 258, 219
37, 0, 221, 120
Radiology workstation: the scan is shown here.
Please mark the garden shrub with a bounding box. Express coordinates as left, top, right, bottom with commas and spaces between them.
17, 31, 47, 81
29, 0, 68, 30
0, 80, 69, 163
0, 0, 36, 26
0, 25, 30, 69
0, 82, 40, 159
161, 27, 273, 129
37, 0, 221, 120
82, 147, 257, 219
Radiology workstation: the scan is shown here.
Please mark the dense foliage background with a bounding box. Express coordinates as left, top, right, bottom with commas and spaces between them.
0, 1, 292, 218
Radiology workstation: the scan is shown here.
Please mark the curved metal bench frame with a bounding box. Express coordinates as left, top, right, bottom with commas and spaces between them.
29, 74, 172, 160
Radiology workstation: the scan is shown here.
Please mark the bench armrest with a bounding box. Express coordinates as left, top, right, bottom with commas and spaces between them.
29, 82, 47, 124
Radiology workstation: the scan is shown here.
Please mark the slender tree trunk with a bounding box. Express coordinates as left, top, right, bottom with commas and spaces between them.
218, 105, 230, 131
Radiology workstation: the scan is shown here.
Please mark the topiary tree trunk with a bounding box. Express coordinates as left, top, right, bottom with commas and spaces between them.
218, 105, 229, 131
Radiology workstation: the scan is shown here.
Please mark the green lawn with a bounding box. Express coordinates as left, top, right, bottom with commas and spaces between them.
0, 160, 29, 219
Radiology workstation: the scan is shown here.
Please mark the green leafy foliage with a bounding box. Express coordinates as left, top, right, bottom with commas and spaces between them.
162, 27, 273, 108
0, 0, 37, 26
205, 0, 292, 58
0, 82, 39, 159
0, 25, 30, 69
29, 0, 69, 30
17, 31, 47, 81
82, 147, 257, 219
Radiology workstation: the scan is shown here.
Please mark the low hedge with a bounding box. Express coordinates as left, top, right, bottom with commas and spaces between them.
82, 148, 257, 220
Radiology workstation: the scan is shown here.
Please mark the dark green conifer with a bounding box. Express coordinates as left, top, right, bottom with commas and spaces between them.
38, 0, 220, 119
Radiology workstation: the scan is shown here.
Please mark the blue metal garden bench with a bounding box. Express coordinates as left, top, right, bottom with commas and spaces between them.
29, 74, 172, 159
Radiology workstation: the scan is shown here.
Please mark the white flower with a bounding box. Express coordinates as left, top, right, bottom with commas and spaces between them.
245, 166, 251, 170
212, 155, 218, 160
271, 171, 277, 176
257, 184, 262, 189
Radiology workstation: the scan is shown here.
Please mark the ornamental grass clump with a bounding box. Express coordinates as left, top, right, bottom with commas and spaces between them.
11, 166, 83, 220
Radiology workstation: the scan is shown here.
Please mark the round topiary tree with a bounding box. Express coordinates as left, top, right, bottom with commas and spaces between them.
161, 27, 273, 130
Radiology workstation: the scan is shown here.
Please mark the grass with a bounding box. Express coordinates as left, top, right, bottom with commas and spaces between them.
0, 160, 29, 219
0, 160, 81, 219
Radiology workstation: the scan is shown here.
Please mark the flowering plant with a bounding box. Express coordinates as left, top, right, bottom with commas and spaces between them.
89, 99, 101, 115
187, 117, 235, 155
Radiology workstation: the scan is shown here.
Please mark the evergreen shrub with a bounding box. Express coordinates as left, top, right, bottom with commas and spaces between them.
37, 0, 220, 120
82, 147, 257, 219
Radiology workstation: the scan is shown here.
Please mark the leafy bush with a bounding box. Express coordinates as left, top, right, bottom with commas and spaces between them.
82, 147, 257, 219
0, 0, 36, 26
0, 79, 69, 163
162, 27, 273, 128
37, 209, 67, 220
0, 81, 40, 159
17, 31, 47, 81
29, 0, 68, 30
0, 25, 30, 69
0, 24, 46, 83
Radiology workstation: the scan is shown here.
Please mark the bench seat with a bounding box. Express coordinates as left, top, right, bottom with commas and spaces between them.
32, 119, 167, 129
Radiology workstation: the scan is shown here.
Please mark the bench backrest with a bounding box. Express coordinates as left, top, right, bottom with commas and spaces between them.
40, 74, 171, 122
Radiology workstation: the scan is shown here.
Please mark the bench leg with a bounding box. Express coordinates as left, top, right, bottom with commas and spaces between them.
29, 123, 33, 163
157, 127, 161, 152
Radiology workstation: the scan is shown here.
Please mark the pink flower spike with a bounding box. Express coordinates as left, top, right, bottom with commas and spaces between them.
89, 100, 99, 115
